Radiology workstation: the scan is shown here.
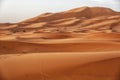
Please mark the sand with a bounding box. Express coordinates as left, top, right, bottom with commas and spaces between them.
0, 6, 120, 80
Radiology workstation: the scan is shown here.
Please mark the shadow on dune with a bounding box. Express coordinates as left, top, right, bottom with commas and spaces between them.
0, 72, 4, 80
117, 69, 120, 80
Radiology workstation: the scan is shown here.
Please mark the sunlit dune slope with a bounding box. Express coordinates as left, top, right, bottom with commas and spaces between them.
0, 53, 120, 80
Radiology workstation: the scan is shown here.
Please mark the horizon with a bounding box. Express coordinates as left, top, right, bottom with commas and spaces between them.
0, 0, 120, 23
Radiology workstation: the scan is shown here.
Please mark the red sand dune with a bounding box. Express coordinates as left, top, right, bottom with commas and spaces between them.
0, 6, 120, 80
0, 53, 120, 80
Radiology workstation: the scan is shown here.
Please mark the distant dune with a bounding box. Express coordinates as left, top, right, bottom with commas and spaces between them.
0, 6, 120, 80
0, 7, 120, 33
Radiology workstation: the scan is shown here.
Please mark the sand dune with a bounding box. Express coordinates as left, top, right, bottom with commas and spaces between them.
1, 7, 120, 33
0, 6, 120, 80
0, 40, 120, 54
0, 52, 120, 80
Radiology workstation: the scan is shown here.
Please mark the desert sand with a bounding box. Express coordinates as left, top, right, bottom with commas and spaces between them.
0, 7, 120, 80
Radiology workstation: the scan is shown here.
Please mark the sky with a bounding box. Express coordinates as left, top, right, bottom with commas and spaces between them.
0, 0, 120, 23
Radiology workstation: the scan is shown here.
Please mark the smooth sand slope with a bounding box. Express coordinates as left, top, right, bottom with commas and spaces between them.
0, 52, 120, 80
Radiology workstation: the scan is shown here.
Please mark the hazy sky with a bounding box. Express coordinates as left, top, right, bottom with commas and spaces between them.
0, 0, 120, 23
